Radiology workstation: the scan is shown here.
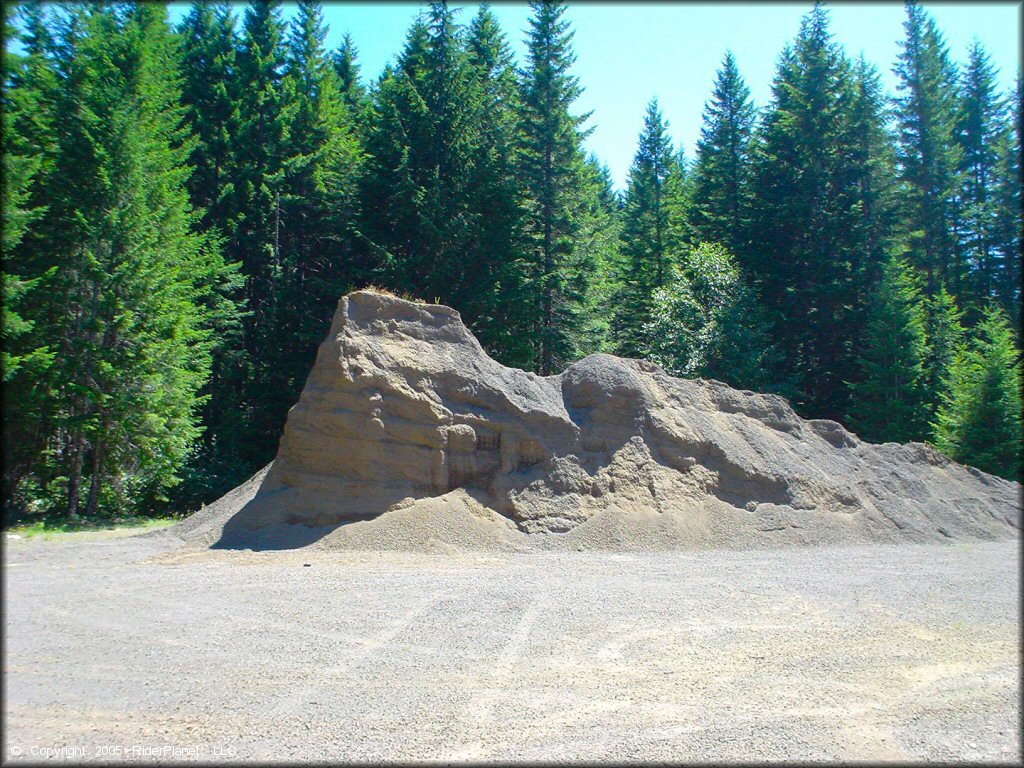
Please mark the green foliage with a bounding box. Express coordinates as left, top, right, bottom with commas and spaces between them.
611, 99, 682, 358
4, 3, 241, 518
847, 258, 931, 443
954, 41, 1009, 314
932, 306, 1022, 481
645, 243, 784, 394
689, 51, 755, 258
989, 75, 1021, 327
517, 0, 596, 374
4, 1, 1019, 519
177, 0, 239, 233
747, 3, 892, 420
921, 285, 964, 415
893, 1, 962, 295
332, 32, 366, 113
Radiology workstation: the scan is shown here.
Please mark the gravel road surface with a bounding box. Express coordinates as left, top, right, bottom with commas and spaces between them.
3, 532, 1020, 763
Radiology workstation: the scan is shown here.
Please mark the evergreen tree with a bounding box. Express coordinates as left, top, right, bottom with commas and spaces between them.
990, 75, 1021, 327
920, 285, 964, 415
2, 2, 56, 507
462, 3, 532, 366
847, 258, 931, 443
611, 99, 678, 358
893, 1, 962, 295
268, 0, 363, 415
933, 305, 1022, 481
518, 0, 593, 374
177, 1, 239, 234
332, 32, 366, 112
572, 154, 622, 357
225, 0, 290, 467
359, 4, 530, 366
233, 0, 288, 323
844, 55, 900, 297
6, 4, 240, 517
748, 3, 886, 419
954, 41, 1008, 310
689, 51, 756, 258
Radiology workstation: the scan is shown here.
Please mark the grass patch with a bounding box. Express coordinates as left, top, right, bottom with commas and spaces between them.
5, 516, 177, 540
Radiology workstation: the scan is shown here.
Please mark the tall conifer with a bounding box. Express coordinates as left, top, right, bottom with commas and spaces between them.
518, 0, 592, 373
690, 51, 755, 259
611, 99, 678, 358
893, 1, 962, 295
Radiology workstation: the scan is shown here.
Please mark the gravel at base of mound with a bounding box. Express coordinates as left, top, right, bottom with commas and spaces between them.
171, 464, 1017, 554
165, 464, 270, 547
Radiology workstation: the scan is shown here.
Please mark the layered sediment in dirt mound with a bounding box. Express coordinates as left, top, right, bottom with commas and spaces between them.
175, 290, 1020, 552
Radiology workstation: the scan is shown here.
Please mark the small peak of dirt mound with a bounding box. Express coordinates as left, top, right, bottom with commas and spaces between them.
174, 290, 1020, 552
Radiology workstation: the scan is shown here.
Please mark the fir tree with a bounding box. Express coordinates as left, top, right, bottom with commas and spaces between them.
462, 3, 531, 367
225, 0, 290, 469
518, 0, 593, 374
611, 98, 678, 358
332, 32, 366, 112
893, 1, 962, 295
954, 41, 1008, 309
269, 0, 363, 416
177, 1, 239, 234
933, 305, 1022, 481
7, 4, 240, 517
690, 51, 756, 259
748, 3, 885, 419
844, 55, 900, 298
921, 285, 964, 416
1, 2, 55, 507
847, 258, 931, 443
990, 75, 1021, 327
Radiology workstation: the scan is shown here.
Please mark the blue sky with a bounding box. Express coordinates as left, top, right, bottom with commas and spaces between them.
174, 2, 1021, 191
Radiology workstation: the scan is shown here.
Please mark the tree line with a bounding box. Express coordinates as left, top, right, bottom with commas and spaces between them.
2, 0, 1020, 522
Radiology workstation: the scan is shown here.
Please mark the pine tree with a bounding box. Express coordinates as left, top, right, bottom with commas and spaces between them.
361, 3, 532, 368
462, 3, 532, 367
518, 0, 593, 374
225, 0, 290, 468
990, 75, 1021, 327
268, 0, 363, 417
921, 285, 964, 415
847, 258, 931, 443
177, 1, 239, 234
611, 98, 678, 358
844, 56, 900, 299
233, 0, 288, 324
572, 154, 623, 358
2, 2, 56, 507
933, 305, 1022, 481
748, 3, 886, 419
6, 4, 240, 517
690, 51, 756, 259
893, 1, 963, 296
954, 41, 1008, 310
332, 32, 366, 112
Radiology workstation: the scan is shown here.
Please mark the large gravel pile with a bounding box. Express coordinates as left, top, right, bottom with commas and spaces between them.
175, 290, 1019, 553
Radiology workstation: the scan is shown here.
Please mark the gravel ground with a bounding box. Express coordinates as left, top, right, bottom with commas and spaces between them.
3, 532, 1021, 763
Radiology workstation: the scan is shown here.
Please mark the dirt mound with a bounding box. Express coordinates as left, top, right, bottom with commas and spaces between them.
173, 290, 1020, 552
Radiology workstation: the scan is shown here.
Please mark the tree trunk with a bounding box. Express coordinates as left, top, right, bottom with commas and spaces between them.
84, 435, 103, 518
67, 429, 85, 518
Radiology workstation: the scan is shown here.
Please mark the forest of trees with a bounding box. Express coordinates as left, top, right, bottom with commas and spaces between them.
2, 0, 1021, 522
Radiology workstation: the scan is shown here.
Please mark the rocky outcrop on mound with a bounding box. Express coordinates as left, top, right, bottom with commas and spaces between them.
186, 290, 1019, 551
